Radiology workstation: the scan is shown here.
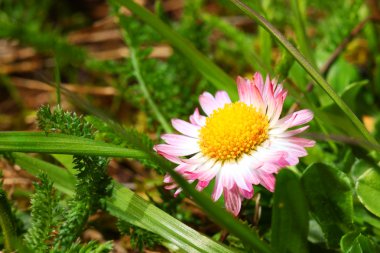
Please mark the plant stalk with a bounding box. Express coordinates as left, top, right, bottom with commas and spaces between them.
0, 190, 17, 252
123, 28, 172, 133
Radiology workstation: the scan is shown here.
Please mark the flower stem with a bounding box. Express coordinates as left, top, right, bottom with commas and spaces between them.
0, 189, 17, 252
123, 29, 172, 133
54, 57, 61, 107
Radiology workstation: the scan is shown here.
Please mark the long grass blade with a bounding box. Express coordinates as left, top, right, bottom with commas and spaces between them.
0, 132, 147, 159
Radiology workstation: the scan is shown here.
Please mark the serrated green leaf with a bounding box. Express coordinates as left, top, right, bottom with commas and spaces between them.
356, 168, 380, 218
271, 169, 309, 253
301, 163, 353, 247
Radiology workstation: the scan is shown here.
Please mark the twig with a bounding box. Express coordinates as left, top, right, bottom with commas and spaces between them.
366, 0, 380, 21
302, 132, 380, 152
303, 17, 371, 95
319, 17, 370, 77
11, 77, 117, 96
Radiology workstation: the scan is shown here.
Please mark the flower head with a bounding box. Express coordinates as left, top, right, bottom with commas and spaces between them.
154, 72, 315, 216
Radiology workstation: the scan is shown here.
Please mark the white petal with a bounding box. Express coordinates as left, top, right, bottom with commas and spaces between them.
161, 134, 198, 146
199, 92, 220, 116
220, 165, 235, 190
223, 186, 242, 216
277, 126, 310, 137
154, 144, 200, 156
215, 91, 231, 107
189, 108, 206, 127
172, 119, 200, 138
212, 173, 224, 201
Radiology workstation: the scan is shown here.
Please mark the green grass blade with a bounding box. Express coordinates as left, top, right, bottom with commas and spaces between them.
290, 0, 316, 67
12, 153, 234, 253
111, 0, 238, 100
107, 185, 230, 253
0, 132, 147, 159
229, 0, 378, 147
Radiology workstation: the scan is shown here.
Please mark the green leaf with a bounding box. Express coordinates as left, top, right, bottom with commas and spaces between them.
340, 81, 367, 110
317, 80, 368, 138
301, 163, 353, 247
111, 0, 237, 100
13, 153, 75, 196
356, 168, 380, 218
12, 153, 234, 253
316, 109, 362, 138
52, 154, 76, 175
353, 205, 380, 230
271, 169, 309, 253
0, 132, 147, 159
341, 232, 376, 253
228, 0, 378, 148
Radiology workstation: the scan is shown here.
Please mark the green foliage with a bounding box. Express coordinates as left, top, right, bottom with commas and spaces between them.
301, 163, 353, 247
271, 170, 309, 253
201, 13, 268, 74
311, 0, 363, 52
0, 186, 18, 252
87, 116, 162, 173
117, 220, 162, 252
12, 153, 235, 253
53, 202, 91, 250
0, 0, 87, 67
109, 8, 214, 128
37, 105, 93, 139
51, 240, 113, 253
37, 105, 113, 250
341, 232, 377, 253
356, 168, 380, 218
2, 0, 380, 252
24, 174, 62, 252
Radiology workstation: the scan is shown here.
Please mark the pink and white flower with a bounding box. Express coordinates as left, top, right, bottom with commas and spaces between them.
154, 72, 315, 216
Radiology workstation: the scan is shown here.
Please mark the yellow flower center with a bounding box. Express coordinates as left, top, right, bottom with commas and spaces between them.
199, 102, 269, 161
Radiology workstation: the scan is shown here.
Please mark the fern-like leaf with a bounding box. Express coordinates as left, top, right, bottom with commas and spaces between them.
24, 174, 62, 252
37, 105, 113, 251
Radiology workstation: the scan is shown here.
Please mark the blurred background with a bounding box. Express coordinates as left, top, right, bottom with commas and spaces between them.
1, 0, 380, 252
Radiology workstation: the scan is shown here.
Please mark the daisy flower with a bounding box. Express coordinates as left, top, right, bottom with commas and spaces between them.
154, 72, 315, 216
